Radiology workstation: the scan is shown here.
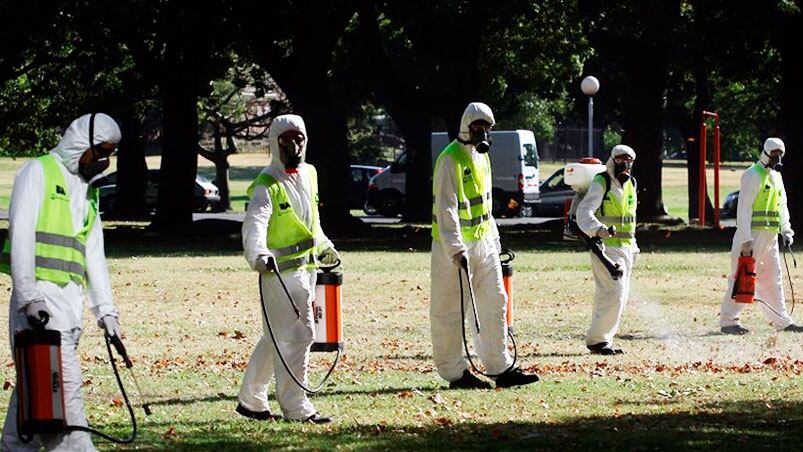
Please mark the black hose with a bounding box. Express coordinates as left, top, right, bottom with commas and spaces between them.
458, 266, 517, 378
257, 268, 339, 394
65, 333, 137, 444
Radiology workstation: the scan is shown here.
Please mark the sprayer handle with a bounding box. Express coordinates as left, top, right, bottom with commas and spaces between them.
26, 311, 50, 329
499, 248, 515, 264
109, 334, 134, 368
319, 258, 342, 273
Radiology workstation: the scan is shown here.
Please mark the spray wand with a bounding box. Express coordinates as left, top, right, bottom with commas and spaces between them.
458, 262, 518, 378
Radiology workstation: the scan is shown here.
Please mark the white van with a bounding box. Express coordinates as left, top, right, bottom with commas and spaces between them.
365, 130, 540, 217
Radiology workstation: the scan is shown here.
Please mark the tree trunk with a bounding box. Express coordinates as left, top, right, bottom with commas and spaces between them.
199, 127, 232, 212
114, 111, 149, 219
686, 69, 715, 224
154, 74, 199, 229
779, 4, 803, 234
621, 1, 680, 222
279, 77, 354, 233
388, 106, 432, 223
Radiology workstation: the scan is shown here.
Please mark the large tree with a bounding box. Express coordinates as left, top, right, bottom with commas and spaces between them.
778, 1, 803, 233
581, 0, 682, 222
236, 0, 360, 234
99, 1, 237, 228
355, 0, 587, 221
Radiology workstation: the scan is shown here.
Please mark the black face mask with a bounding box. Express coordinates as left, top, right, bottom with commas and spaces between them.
79, 113, 111, 185
764, 151, 783, 172
280, 142, 303, 169
471, 130, 492, 153
79, 157, 110, 185
614, 160, 632, 177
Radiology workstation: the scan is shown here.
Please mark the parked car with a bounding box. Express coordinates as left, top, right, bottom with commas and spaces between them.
365, 130, 541, 217
721, 190, 739, 219
98, 170, 221, 215
350, 165, 384, 210
532, 168, 574, 217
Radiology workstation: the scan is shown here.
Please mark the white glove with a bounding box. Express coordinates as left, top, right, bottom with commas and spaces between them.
99, 315, 121, 338
782, 232, 794, 248
741, 240, 753, 256
597, 225, 615, 239
319, 247, 340, 266
24, 300, 52, 324
254, 254, 276, 273
452, 250, 468, 270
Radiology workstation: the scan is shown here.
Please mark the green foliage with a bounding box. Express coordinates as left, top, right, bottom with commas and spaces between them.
603, 125, 623, 151
496, 94, 569, 142
346, 104, 397, 166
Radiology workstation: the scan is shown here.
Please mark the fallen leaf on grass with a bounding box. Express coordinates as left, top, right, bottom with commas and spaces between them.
110, 398, 123, 407
3, 380, 14, 390
429, 393, 445, 405
434, 417, 452, 426
162, 426, 178, 440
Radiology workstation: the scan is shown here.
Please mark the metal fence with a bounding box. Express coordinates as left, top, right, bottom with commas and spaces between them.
539, 127, 605, 163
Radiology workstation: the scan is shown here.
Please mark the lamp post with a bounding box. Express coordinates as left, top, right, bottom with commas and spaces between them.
581, 76, 600, 157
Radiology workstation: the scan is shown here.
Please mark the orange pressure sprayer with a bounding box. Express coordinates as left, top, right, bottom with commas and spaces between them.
500, 249, 515, 333
732, 254, 757, 304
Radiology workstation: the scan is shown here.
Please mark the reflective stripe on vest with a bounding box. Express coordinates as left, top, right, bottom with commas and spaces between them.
750, 163, 782, 233
594, 174, 637, 247
0, 155, 96, 286
432, 141, 493, 242
246, 165, 321, 273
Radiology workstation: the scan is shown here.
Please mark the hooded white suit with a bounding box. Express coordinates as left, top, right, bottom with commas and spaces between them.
430, 103, 512, 382
2, 114, 121, 452
238, 115, 335, 420
575, 145, 640, 347
719, 139, 795, 330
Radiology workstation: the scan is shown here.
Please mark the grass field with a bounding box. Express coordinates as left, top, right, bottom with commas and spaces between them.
0, 155, 744, 221
0, 233, 800, 450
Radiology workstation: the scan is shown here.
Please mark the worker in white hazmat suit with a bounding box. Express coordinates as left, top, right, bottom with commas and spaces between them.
237, 114, 338, 424
430, 102, 539, 389
576, 145, 639, 355
1, 113, 123, 451
719, 138, 802, 334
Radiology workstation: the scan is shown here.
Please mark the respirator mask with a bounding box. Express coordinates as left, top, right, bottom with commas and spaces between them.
79, 113, 113, 186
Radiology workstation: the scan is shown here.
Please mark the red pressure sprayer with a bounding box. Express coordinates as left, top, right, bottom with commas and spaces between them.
14, 312, 144, 444
732, 255, 757, 304
14, 313, 67, 439
500, 249, 515, 333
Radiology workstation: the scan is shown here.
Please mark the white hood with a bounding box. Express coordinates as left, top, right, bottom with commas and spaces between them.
457, 102, 495, 143
606, 144, 636, 175
51, 113, 121, 174
760, 137, 785, 167
267, 114, 308, 172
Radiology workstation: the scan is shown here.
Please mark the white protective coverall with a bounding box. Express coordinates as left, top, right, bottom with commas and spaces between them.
2, 114, 121, 452
430, 102, 512, 382
576, 146, 640, 347
238, 114, 334, 420
719, 144, 795, 330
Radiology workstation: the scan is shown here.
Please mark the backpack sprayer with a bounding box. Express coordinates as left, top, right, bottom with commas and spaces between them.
14, 312, 150, 445
733, 241, 797, 316
457, 255, 518, 378
564, 158, 624, 280
258, 259, 341, 394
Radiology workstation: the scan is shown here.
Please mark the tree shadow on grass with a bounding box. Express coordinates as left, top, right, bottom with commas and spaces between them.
103, 399, 803, 451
